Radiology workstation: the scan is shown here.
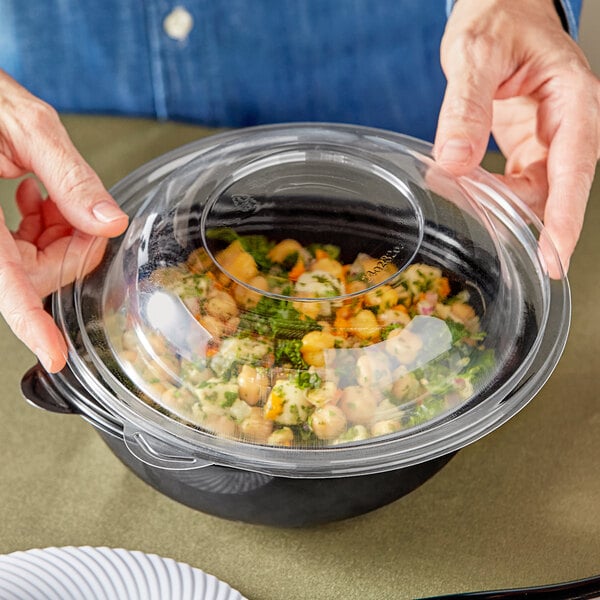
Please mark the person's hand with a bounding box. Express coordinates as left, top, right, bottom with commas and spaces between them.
0, 70, 128, 372
434, 0, 600, 273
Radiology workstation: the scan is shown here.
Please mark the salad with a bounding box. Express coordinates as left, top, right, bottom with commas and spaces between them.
108, 233, 494, 446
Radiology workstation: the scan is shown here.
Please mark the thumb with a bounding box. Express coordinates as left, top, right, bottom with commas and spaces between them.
434, 36, 501, 174
16, 105, 128, 237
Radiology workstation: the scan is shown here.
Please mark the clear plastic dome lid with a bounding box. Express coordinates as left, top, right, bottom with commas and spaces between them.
62, 124, 568, 461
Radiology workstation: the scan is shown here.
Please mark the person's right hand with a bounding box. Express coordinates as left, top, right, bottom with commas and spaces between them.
0, 69, 128, 372
434, 0, 600, 275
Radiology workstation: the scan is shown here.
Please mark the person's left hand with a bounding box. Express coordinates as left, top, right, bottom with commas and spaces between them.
10, 178, 107, 297
3, 178, 109, 366
0, 70, 129, 373
434, 0, 600, 273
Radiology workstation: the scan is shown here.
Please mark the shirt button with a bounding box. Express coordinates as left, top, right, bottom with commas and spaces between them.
163, 6, 194, 41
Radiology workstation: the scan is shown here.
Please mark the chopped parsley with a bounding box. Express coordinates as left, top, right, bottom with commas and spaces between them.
221, 390, 239, 408
238, 296, 321, 339
445, 319, 486, 344
275, 339, 308, 369
295, 370, 322, 390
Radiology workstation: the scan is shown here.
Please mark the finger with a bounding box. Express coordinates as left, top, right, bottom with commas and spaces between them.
14, 179, 44, 242
0, 220, 67, 372
495, 160, 549, 220
15, 232, 102, 298
41, 196, 72, 228
37, 225, 73, 250
434, 33, 504, 174
15, 178, 43, 217
9, 100, 128, 237
542, 92, 598, 272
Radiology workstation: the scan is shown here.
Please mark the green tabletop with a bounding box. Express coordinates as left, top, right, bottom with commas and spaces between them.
1, 115, 599, 600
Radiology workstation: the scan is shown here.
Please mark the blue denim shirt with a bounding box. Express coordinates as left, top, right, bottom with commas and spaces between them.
0, 0, 581, 142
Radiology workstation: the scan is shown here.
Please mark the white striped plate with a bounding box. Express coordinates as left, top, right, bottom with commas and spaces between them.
0, 546, 247, 600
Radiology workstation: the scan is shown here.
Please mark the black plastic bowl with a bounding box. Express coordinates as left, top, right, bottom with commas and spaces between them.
21, 363, 453, 527
18, 124, 568, 528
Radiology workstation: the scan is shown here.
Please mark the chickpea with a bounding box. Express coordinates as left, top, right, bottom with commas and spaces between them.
348, 309, 380, 341
203, 414, 237, 438
186, 247, 212, 273
364, 285, 400, 312
267, 427, 295, 447
122, 329, 139, 351
120, 349, 138, 364
197, 398, 226, 419
151, 353, 180, 376
371, 419, 402, 437
233, 275, 269, 309
239, 407, 274, 443
391, 372, 423, 402
450, 302, 476, 323
182, 295, 201, 317
301, 330, 336, 368
191, 402, 206, 424
215, 240, 258, 283
356, 352, 391, 389
310, 257, 344, 279
268, 239, 303, 263
386, 328, 423, 364
146, 331, 170, 355
293, 300, 321, 320
198, 314, 224, 338
346, 279, 367, 295
333, 424, 369, 444
306, 380, 339, 408
374, 398, 402, 422
221, 315, 241, 336
205, 290, 239, 321
376, 307, 411, 328
434, 303, 451, 320
145, 380, 168, 398
162, 386, 197, 413
180, 361, 212, 386
339, 386, 378, 425
237, 364, 270, 406
309, 404, 347, 440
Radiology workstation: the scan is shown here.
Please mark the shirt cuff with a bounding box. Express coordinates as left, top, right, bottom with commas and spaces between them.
555, 0, 582, 40
445, 0, 582, 40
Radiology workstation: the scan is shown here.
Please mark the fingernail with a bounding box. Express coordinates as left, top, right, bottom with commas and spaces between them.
438, 138, 473, 166
92, 201, 126, 223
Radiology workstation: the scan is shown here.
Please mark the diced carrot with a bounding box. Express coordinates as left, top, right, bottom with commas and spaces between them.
265, 392, 284, 420
315, 249, 329, 260
334, 316, 350, 331
437, 277, 451, 299
336, 305, 353, 320
288, 258, 305, 281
